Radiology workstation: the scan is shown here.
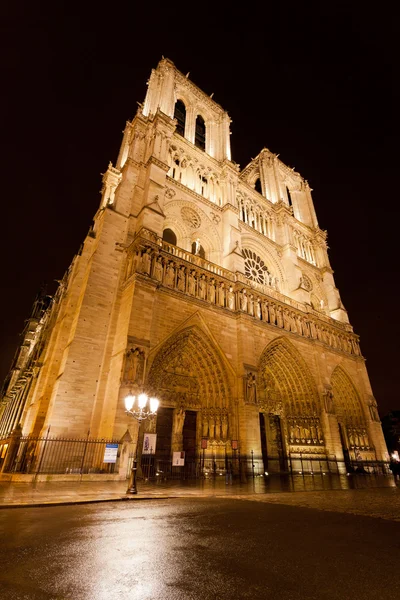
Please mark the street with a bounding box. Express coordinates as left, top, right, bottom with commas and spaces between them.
0, 494, 399, 600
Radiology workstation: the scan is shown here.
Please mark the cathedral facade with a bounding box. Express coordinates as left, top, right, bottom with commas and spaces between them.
0, 59, 388, 474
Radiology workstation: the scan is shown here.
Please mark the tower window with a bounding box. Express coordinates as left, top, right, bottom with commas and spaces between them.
195, 115, 206, 151
255, 178, 262, 194
162, 228, 177, 246
174, 100, 186, 137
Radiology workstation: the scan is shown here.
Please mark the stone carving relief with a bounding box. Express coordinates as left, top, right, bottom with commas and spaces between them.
201, 408, 230, 441
300, 273, 313, 292
147, 327, 230, 410
165, 187, 176, 199
287, 416, 324, 445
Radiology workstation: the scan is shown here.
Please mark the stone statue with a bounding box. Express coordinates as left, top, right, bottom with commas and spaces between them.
368, 397, 380, 422
323, 388, 334, 414
194, 238, 201, 256
208, 278, 216, 303
202, 413, 209, 437
173, 407, 186, 434
240, 289, 247, 312
218, 282, 225, 307
127, 348, 141, 383
246, 372, 257, 403
296, 315, 302, 335
221, 411, 228, 440
256, 299, 262, 320
141, 248, 152, 275
198, 274, 206, 299
248, 294, 254, 316
165, 263, 175, 287
215, 414, 221, 440
208, 413, 216, 439
188, 270, 196, 295
301, 319, 309, 337
262, 300, 269, 322
283, 310, 290, 331
276, 307, 283, 328
153, 256, 163, 282
177, 266, 186, 292
269, 303, 276, 325
227, 286, 235, 310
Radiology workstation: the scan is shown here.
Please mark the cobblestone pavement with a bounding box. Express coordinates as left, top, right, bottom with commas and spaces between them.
236, 487, 400, 521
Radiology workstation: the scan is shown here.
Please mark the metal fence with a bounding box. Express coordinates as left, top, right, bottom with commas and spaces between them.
132, 452, 393, 482
0, 434, 120, 475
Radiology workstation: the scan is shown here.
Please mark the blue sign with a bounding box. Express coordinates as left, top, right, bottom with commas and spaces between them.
103, 443, 118, 463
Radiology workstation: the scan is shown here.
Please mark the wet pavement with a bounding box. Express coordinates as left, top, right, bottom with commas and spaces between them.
0, 497, 399, 600
0, 472, 396, 509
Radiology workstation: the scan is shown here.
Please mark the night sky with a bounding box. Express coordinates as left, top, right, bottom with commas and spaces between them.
1, 3, 398, 415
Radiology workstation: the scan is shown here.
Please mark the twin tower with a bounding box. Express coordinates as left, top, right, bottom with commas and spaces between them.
0, 58, 388, 473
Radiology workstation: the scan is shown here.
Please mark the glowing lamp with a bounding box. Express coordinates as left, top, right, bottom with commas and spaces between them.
138, 393, 148, 409
150, 397, 159, 413
124, 394, 135, 411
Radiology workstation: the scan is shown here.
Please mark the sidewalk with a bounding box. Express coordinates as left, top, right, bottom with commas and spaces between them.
0, 473, 397, 509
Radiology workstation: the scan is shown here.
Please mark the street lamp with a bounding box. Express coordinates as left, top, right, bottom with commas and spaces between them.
124, 392, 159, 494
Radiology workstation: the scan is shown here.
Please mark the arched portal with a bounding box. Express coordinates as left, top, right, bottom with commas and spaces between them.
147, 326, 232, 469
331, 367, 371, 463
258, 338, 323, 471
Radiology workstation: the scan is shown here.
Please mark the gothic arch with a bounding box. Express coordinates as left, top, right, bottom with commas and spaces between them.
147, 325, 231, 410
258, 337, 320, 416
331, 366, 366, 427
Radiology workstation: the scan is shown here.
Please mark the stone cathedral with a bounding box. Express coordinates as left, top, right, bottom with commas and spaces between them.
0, 58, 388, 474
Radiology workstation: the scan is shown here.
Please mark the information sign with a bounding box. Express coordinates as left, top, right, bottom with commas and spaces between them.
103, 443, 118, 463
172, 451, 185, 466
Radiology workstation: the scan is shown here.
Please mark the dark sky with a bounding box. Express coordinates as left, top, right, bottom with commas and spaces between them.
1, 2, 398, 415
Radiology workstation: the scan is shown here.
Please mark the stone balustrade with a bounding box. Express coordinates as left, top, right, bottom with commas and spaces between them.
125, 233, 362, 359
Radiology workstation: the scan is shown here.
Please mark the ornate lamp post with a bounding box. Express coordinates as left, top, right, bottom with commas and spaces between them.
124, 392, 159, 494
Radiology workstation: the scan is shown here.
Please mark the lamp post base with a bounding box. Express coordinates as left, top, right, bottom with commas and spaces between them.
126, 460, 138, 494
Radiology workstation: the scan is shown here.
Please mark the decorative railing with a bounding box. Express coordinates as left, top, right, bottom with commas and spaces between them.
124, 232, 362, 358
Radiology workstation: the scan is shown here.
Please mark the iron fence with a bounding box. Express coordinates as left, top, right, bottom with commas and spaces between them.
129, 452, 393, 482
0, 434, 121, 475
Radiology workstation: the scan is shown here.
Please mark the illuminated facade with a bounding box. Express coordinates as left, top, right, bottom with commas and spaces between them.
0, 58, 388, 473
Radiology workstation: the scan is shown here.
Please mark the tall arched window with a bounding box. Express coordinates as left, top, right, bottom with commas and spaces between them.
195, 115, 206, 150
162, 228, 177, 246
174, 100, 186, 137
255, 178, 262, 194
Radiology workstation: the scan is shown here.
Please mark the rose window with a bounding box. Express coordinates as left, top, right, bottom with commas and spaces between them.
242, 248, 270, 285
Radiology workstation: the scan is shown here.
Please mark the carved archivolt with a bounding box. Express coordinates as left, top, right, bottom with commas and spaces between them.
331, 367, 366, 428
258, 338, 323, 445
330, 367, 372, 451
147, 325, 231, 411
258, 338, 320, 417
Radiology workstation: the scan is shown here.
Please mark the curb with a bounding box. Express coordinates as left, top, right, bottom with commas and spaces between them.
0, 495, 176, 510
